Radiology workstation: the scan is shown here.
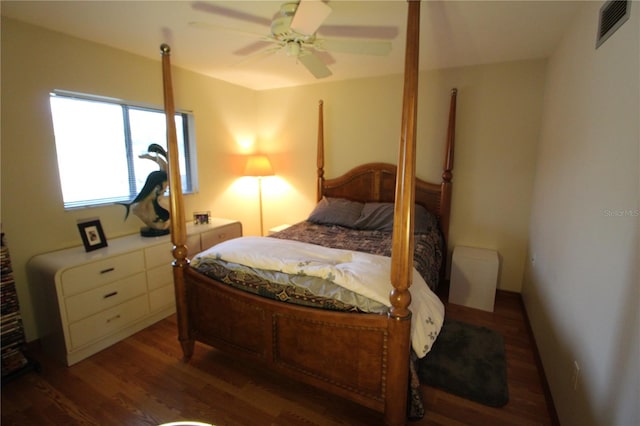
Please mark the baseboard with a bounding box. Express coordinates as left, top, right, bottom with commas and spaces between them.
514, 292, 561, 426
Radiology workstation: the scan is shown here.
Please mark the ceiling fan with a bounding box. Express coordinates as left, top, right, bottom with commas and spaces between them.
190, 0, 398, 79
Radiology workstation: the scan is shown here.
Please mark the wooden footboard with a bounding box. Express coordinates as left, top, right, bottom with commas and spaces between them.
182, 267, 401, 413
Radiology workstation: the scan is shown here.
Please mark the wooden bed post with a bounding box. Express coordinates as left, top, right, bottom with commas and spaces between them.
316, 100, 325, 202
160, 44, 194, 361
386, 1, 421, 425
439, 88, 457, 246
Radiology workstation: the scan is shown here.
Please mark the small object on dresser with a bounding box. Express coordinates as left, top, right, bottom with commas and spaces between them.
118, 144, 170, 237
77, 218, 108, 252
193, 211, 211, 225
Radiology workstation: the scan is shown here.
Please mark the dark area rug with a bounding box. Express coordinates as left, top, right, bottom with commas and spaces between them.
417, 318, 509, 407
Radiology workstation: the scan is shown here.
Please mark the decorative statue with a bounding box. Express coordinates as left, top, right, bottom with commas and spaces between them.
120, 144, 170, 237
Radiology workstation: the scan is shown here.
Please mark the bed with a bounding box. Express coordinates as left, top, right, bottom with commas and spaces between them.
159, 2, 457, 424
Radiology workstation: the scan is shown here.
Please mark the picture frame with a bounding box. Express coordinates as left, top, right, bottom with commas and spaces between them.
193, 211, 211, 225
77, 218, 108, 252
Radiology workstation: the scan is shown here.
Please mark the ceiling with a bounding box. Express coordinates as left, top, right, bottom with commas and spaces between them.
1, 0, 585, 91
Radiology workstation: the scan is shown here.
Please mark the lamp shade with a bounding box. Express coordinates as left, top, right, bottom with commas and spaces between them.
244, 154, 274, 177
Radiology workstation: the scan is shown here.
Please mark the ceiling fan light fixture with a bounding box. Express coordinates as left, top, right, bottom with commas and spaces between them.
286, 41, 301, 57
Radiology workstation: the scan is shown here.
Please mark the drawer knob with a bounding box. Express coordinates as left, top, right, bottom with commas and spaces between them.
100, 267, 115, 274
103, 291, 118, 299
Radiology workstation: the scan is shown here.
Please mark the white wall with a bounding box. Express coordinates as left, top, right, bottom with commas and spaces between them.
523, 2, 639, 425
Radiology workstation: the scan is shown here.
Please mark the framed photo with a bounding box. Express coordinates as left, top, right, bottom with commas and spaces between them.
193, 211, 211, 225
77, 219, 108, 252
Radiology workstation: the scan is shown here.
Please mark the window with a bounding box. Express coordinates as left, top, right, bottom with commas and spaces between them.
49, 91, 197, 209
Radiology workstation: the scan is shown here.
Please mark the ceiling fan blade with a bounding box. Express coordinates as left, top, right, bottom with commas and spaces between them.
191, 1, 271, 27
313, 50, 336, 66
234, 40, 276, 56
233, 45, 283, 67
189, 21, 266, 39
320, 39, 392, 56
298, 52, 332, 79
290, 0, 332, 35
318, 25, 399, 40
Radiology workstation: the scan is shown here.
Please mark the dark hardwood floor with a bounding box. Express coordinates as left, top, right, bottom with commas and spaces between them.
1, 288, 558, 425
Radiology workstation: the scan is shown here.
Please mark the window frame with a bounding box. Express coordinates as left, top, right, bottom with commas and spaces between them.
49, 90, 198, 210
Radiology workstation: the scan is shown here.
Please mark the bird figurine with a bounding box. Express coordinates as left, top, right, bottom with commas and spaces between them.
119, 144, 171, 236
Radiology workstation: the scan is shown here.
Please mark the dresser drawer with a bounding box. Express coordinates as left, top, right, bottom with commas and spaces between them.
149, 285, 176, 312
200, 222, 242, 250
186, 233, 201, 257
144, 242, 173, 269
61, 251, 145, 296
68, 294, 149, 349
146, 263, 173, 291
65, 272, 147, 323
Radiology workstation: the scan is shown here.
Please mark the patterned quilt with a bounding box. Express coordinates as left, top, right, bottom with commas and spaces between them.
192, 221, 443, 315
270, 221, 443, 291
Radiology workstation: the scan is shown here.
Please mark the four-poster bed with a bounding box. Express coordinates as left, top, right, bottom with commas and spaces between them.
160, 1, 457, 424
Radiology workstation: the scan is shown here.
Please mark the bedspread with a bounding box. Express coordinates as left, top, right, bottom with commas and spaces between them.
192, 236, 444, 359
269, 221, 443, 291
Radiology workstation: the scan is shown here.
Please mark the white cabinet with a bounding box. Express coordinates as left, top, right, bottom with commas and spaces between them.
28, 219, 242, 366
449, 246, 499, 312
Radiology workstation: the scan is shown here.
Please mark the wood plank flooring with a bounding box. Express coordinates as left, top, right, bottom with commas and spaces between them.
1, 289, 558, 425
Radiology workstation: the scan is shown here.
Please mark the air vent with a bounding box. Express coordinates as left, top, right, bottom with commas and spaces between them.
596, 0, 631, 48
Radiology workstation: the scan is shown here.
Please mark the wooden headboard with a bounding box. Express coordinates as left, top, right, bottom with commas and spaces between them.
316, 89, 458, 245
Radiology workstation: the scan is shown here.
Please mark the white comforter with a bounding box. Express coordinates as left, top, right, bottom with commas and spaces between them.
193, 236, 444, 358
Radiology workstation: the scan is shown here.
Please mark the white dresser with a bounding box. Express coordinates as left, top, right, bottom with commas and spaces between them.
28, 219, 242, 366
